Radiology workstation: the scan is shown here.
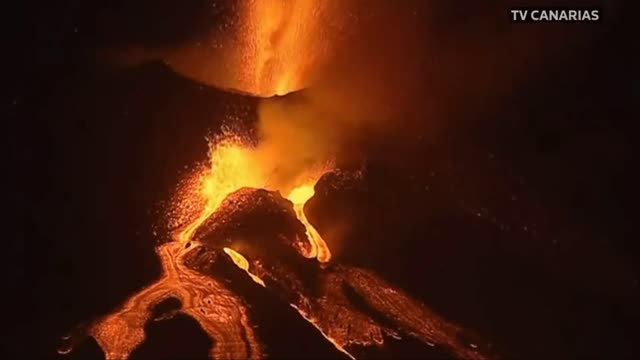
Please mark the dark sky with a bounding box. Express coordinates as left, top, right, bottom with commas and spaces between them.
9, 1, 638, 359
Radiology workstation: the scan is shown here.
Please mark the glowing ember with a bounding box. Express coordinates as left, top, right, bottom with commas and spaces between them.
223, 247, 266, 287
64, 134, 492, 359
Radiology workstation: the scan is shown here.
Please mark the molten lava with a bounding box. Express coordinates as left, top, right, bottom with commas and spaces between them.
64, 137, 492, 359
62, 1, 494, 358
177, 138, 266, 244
287, 184, 331, 262
240, 0, 333, 96
223, 247, 265, 287
176, 135, 331, 264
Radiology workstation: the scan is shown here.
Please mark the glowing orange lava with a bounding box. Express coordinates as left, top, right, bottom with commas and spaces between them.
223, 247, 266, 287
84, 242, 262, 360
287, 184, 332, 262
65, 135, 490, 360
243, 0, 323, 96
177, 138, 266, 244
290, 303, 355, 360
176, 135, 331, 264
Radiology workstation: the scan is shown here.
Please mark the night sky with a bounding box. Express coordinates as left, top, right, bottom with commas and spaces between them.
10, 1, 638, 359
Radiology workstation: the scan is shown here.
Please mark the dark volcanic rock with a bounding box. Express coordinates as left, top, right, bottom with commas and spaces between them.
192, 188, 312, 260
304, 170, 370, 261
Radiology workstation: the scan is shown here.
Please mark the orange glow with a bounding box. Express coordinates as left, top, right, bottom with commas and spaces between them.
177, 137, 266, 244
223, 247, 266, 287
64, 0, 498, 356
175, 134, 332, 264
242, 0, 329, 96
287, 184, 332, 262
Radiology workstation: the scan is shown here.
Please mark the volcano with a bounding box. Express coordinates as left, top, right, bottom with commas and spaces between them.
17, 1, 637, 360
60, 163, 493, 360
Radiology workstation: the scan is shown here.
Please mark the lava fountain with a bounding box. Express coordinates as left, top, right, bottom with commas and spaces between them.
176, 134, 333, 261
161, 0, 346, 97
60, 118, 491, 360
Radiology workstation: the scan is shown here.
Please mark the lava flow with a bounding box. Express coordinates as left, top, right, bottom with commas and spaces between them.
66, 241, 263, 360
287, 184, 332, 262
239, 0, 340, 96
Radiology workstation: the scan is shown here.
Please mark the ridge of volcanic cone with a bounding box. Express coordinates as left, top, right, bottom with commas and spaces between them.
211, 84, 308, 99
313, 170, 366, 196
192, 187, 308, 253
